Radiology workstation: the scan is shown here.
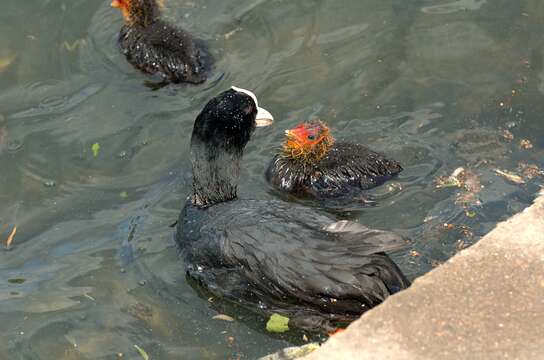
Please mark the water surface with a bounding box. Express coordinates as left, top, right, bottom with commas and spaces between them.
1, 0, 543, 358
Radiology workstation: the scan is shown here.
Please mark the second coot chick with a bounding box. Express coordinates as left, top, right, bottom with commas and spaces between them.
266, 120, 403, 200
176, 88, 410, 332
111, 0, 209, 84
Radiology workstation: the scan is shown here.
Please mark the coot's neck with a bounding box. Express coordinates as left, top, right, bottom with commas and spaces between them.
190, 137, 243, 207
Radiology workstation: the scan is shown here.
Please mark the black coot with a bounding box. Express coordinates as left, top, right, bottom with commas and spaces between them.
176, 88, 409, 331
111, 0, 209, 84
266, 120, 403, 201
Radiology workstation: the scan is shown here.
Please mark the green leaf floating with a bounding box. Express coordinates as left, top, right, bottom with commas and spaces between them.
266, 313, 290, 333
134, 345, 149, 360
91, 142, 101, 157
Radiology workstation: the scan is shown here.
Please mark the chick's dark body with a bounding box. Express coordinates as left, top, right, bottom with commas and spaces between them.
266, 141, 403, 199
176, 199, 410, 331
119, 20, 209, 84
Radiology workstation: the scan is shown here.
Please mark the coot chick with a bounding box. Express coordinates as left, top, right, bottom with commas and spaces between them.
266, 120, 403, 200
111, 0, 209, 84
175, 88, 410, 332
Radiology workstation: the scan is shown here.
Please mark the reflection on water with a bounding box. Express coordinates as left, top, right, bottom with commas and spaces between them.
0, 0, 543, 358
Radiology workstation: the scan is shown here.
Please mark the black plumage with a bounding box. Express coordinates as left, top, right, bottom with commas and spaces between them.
175, 88, 410, 332
114, 0, 209, 84
266, 141, 403, 199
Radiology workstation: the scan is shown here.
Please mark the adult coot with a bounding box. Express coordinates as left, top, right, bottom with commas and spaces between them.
266, 120, 403, 200
176, 88, 409, 331
111, 0, 209, 84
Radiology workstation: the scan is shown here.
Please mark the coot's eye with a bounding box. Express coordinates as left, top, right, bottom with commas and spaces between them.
307, 135, 316, 141
243, 105, 254, 115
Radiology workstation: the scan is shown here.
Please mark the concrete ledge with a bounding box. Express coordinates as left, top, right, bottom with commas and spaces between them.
303, 196, 544, 360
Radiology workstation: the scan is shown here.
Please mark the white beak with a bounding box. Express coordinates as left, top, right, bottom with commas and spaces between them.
231, 86, 274, 127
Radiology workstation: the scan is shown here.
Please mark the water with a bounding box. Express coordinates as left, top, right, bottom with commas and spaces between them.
1, 0, 543, 358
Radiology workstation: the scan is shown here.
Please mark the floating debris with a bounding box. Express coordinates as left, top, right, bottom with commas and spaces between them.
43, 180, 56, 188
456, 239, 468, 251
118, 150, 128, 159
436, 168, 482, 207
386, 182, 403, 192
494, 169, 525, 185
460, 226, 474, 239
134, 345, 149, 360
258, 343, 320, 360
435, 167, 465, 189
462, 171, 481, 194
410, 250, 421, 257
212, 314, 235, 322
84, 293, 96, 301
5, 226, 17, 249
500, 129, 514, 142
443, 223, 455, 231
519, 139, 533, 150
224, 27, 242, 40
8, 278, 26, 284
266, 314, 290, 333
423, 215, 437, 223
91, 142, 101, 157
492, 164, 544, 185
518, 162, 544, 180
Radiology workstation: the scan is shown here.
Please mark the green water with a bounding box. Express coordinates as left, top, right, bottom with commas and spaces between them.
0, 0, 543, 358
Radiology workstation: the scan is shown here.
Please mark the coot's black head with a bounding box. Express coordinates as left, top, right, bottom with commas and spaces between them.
192, 87, 273, 155
191, 87, 273, 207
111, 0, 163, 26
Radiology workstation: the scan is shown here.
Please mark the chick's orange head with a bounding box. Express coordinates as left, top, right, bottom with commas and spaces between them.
111, 0, 131, 19
282, 120, 334, 162
112, 0, 165, 25
286, 121, 330, 147
111, 0, 128, 9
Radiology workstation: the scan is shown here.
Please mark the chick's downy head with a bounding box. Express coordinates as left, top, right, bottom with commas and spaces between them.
111, 0, 164, 25
282, 120, 334, 164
